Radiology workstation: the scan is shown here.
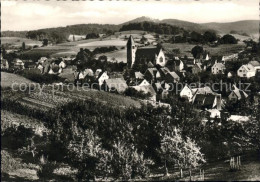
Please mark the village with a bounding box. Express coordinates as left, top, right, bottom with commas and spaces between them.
1, 33, 260, 123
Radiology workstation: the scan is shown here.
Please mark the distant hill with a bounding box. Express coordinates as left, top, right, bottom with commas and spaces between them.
1, 16, 258, 43
161, 19, 209, 33
201, 20, 259, 35
121, 16, 159, 25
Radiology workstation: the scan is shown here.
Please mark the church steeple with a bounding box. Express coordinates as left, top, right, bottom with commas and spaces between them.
127, 35, 136, 68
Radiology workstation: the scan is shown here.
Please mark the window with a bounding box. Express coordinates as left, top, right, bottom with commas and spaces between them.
159, 57, 163, 63
239, 70, 242, 72
243, 74, 246, 77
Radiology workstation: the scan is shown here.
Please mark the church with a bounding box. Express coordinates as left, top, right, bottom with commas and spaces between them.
127, 36, 166, 69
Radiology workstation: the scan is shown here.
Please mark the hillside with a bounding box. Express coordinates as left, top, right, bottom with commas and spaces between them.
161, 19, 209, 33
201, 20, 259, 36
121, 16, 159, 25
1, 17, 258, 43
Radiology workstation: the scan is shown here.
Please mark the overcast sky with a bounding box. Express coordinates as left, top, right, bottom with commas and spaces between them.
1, 0, 259, 31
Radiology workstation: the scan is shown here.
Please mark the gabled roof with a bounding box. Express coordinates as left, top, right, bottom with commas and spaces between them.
104, 78, 128, 94
212, 62, 225, 68
230, 85, 248, 100
166, 71, 180, 80
192, 86, 214, 95
147, 61, 154, 68
135, 47, 161, 60
249, 61, 260, 67
193, 63, 202, 70
145, 68, 158, 78
132, 85, 156, 96
97, 71, 108, 79
84, 68, 94, 77
135, 71, 144, 79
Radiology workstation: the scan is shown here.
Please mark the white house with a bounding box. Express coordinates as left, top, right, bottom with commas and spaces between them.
237, 64, 256, 78
59, 60, 66, 69
97, 71, 109, 86
211, 62, 225, 74
180, 85, 193, 102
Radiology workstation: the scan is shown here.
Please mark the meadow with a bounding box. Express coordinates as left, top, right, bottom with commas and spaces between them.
1, 37, 42, 47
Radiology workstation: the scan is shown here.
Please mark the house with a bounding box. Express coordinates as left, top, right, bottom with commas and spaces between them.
192, 63, 203, 74
228, 85, 248, 102
95, 69, 102, 78
193, 94, 222, 110
59, 60, 66, 69
174, 59, 184, 71
201, 109, 221, 119
180, 85, 193, 102
97, 71, 109, 86
127, 36, 166, 68
237, 64, 256, 78
37, 64, 44, 73
13, 59, 25, 69
24, 61, 36, 69
132, 85, 157, 101
102, 78, 128, 94
1, 59, 9, 69
211, 62, 225, 74
144, 68, 159, 82
165, 71, 180, 83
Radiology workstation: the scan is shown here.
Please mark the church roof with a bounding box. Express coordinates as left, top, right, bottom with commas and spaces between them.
135, 47, 161, 60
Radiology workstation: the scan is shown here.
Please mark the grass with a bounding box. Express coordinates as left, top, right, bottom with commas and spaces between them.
1, 72, 35, 88
1, 37, 42, 47
155, 153, 260, 181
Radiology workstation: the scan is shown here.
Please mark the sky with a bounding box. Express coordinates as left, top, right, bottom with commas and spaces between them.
1, 0, 259, 31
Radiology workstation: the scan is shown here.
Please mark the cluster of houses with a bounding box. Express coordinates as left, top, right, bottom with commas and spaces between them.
1, 35, 259, 120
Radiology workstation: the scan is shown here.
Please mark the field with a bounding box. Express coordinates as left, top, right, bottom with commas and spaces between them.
1, 72, 35, 88
1, 37, 42, 47
96, 49, 127, 63
162, 42, 246, 57
18, 31, 156, 59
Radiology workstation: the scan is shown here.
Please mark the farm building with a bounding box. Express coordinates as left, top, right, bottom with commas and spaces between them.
228, 85, 248, 102
211, 62, 226, 74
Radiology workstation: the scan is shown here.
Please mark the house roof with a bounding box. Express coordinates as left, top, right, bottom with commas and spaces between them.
135, 71, 144, 79
231, 85, 248, 99
193, 94, 216, 108
84, 68, 94, 77
132, 85, 156, 96
167, 71, 180, 80
249, 61, 260, 67
104, 78, 128, 93
193, 63, 202, 70
145, 68, 158, 78
242, 64, 255, 72
212, 62, 225, 68
147, 61, 154, 68
192, 86, 214, 95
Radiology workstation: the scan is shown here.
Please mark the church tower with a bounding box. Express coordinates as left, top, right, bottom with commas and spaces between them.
127, 35, 136, 68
